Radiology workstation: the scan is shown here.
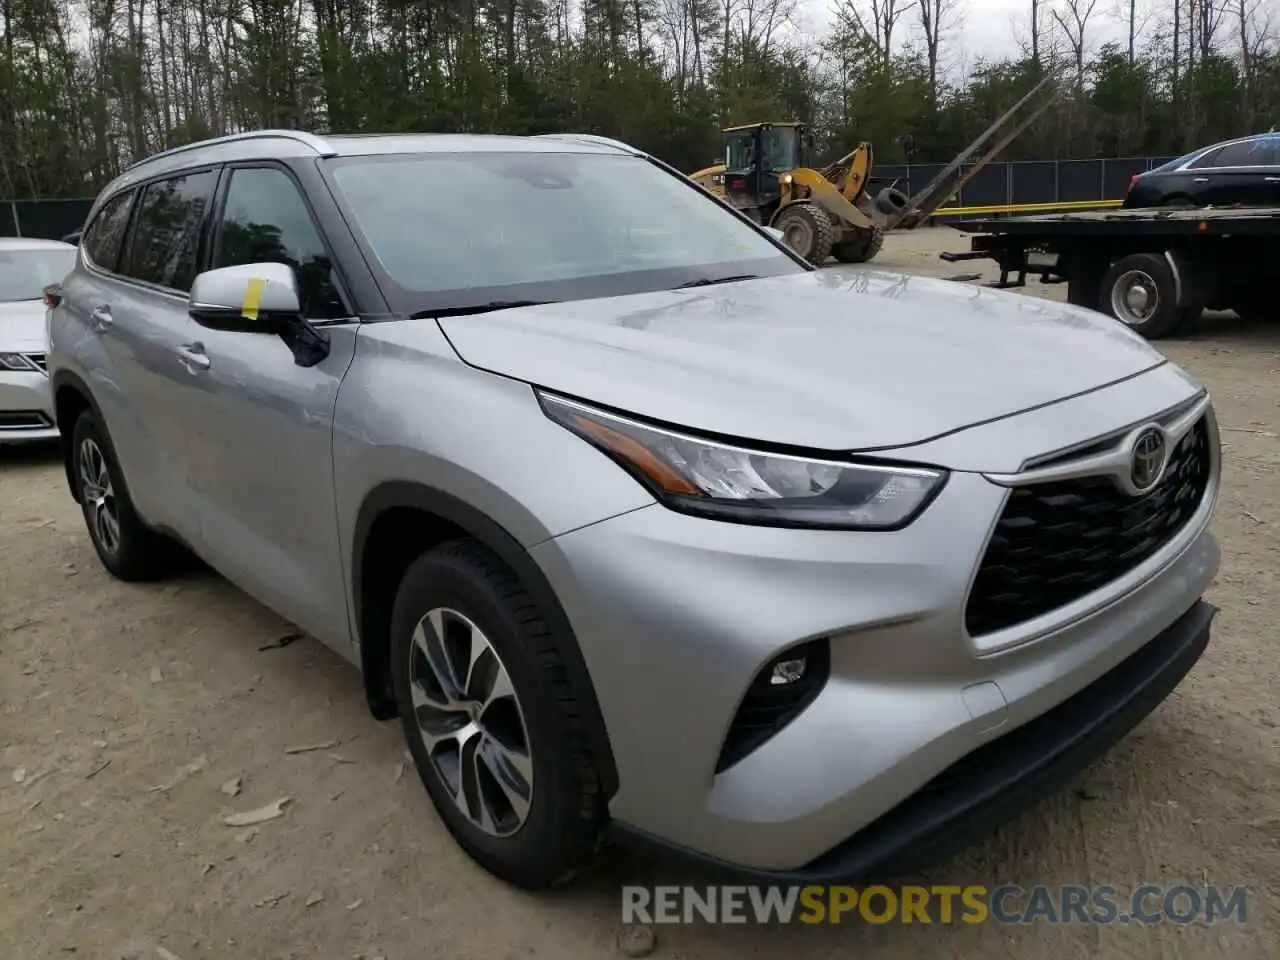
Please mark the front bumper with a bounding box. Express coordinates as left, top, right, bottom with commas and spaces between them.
530, 378, 1221, 873
0, 369, 58, 443
610, 599, 1216, 883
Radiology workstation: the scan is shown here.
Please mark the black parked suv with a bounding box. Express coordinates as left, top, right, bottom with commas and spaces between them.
1124, 132, 1280, 208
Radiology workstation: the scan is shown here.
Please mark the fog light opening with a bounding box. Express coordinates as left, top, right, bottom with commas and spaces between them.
715, 638, 831, 773
770, 658, 807, 685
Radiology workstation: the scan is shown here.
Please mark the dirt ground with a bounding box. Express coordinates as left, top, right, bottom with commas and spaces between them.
2, 227, 1277, 960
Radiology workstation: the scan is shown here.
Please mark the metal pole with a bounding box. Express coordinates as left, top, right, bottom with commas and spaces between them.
10, 201, 21, 237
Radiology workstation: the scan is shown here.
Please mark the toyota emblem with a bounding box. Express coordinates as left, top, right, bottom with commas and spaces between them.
1130, 428, 1167, 492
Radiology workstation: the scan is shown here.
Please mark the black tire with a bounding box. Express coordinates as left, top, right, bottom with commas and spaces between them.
1099, 253, 1187, 340
773, 203, 834, 265
874, 187, 909, 216
832, 226, 885, 264
1162, 195, 1194, 208
389, 538, 603, 890
70, 409, 188, 581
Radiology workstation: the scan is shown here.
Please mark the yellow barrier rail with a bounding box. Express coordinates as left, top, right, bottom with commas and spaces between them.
929, 198, 1126, 217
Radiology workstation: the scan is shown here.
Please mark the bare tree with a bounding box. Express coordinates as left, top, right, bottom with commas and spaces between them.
1103, 0, 1156, 64
837, 0, 915, 66
1195, 0, 1229, 57
1052, 0, 1099, 83
916, 0, 960, 97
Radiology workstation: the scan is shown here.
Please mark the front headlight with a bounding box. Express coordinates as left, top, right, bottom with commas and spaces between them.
539, 392, 947, 530
0, 353, 37, 372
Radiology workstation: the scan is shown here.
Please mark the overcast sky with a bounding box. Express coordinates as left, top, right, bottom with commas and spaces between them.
788, 0, 1133, 75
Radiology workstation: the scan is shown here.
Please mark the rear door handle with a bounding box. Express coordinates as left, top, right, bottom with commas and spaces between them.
176, 343, 211, 373
1265, 177, 1280, 183
89, 305, 113, 330
1192, 177, 1210, 183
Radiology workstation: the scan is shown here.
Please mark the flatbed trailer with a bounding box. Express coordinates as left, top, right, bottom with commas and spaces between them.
940, 206, 1280, 339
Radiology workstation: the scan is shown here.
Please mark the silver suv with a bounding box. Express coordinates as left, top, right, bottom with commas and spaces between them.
46, 130, 1221, 890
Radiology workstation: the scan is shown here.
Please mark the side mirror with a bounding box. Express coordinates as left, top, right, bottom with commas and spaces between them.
764, 226, 785, 243
188, 262, 302, 334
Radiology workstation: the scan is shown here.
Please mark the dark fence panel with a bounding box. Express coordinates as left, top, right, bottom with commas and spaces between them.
1057, 160, 1105, 202
1103, 158, 1148, 199
960, 164, 1007, 206
0, 199, 93, 240
1010, 162, 1056, 204
17, 199, 92, 240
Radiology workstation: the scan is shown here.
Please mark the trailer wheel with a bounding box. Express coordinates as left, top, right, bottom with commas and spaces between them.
1100, 253, 1186, 339
773, 204, 834, 265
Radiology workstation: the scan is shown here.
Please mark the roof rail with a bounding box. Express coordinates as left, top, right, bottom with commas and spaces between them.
532, 133, 641, 155
123, 129, 336, 172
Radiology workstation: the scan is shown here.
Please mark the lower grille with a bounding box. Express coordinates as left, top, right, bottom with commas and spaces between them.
965, 417, 1211, 637
0, 410, 53, 430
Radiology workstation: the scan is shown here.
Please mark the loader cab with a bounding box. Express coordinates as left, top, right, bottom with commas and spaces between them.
721, 122, 810, 217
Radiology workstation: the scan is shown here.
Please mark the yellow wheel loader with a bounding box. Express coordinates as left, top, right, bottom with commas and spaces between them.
690, 123, 892, 264
689, 73, 1063, 266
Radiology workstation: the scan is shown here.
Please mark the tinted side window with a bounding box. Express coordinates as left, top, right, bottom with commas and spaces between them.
212, 166, 347, 319
83, 190, 135, 271
1207, 140, 1273, 168
1188, 147, 1224, 169
122, 170, 217, 292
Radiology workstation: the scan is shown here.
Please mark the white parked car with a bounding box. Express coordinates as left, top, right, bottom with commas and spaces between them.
0, 237, 76, 443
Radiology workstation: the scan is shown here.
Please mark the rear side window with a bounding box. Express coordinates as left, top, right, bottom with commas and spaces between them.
1200, 139, 1274, 168
122, 170, 218, 292
83, 190, 135, 271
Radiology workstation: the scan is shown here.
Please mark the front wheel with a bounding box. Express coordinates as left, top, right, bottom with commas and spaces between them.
389, 538, 604, 890
772, 203, 835, 265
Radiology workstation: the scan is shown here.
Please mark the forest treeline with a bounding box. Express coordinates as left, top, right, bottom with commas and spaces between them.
2, 0, 1279, 200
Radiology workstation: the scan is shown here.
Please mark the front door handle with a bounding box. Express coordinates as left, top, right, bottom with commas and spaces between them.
89, 305, 112, 331
1192, 177, 1210, 183
176, 343, 211, 373
1265, 176, 1280, 183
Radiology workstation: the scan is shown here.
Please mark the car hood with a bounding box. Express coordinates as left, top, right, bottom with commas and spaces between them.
0, 300, 48, 352
438, 269, 1166, 452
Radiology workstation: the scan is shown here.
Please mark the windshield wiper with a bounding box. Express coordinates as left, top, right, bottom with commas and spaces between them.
674, 274, 762, 289
412, 300, 551, 319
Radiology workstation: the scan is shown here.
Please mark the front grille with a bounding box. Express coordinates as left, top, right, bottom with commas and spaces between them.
965, 417, 1211, 637
23, 352, 47, 372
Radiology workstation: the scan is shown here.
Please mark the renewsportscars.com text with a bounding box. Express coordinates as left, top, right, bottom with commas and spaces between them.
621, 884, 1250, 925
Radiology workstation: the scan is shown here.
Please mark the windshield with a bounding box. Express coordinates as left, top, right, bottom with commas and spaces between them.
326, 151, 801, 312
760, 127, 798, 171
0, 246, 76, 301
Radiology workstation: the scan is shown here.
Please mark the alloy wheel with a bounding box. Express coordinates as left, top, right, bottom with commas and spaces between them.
78, 437, 120, 555
408, 607, 534, 837
1110, 269, 1160, 326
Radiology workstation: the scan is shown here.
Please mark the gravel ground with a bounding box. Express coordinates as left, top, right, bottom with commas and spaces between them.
2, 227, 1277, 959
